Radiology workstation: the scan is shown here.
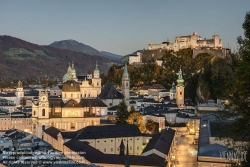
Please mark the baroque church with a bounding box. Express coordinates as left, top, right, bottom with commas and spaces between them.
32, 62, 130, 138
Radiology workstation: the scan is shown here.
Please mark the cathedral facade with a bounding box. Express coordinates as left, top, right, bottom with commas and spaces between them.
32, 62, 106, 138
62, 62, 102, 98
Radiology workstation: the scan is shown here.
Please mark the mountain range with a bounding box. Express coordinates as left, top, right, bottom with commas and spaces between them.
49, 40, 123, 61
0, 36, 116, 81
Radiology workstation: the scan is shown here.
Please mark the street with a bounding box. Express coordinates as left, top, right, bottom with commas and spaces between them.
174, 133, 197, 167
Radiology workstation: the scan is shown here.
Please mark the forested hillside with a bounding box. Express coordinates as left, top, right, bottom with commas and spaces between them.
103, 49, 236, 102
0, 36, 113, 87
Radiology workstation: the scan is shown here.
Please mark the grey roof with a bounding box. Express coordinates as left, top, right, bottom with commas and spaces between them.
99, 84, 124, 99
64, 139, 166, 167
0, 93, 16, 97
44, 127, 61, 140
199, 143, 228, 157
61, 131, 77, 139
142, 128, 175, 155
176, 113, 190, 118
75, 124, 142, 139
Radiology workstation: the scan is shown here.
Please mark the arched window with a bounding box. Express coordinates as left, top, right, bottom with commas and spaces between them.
33, 110, 36, 115
42, 109, 45, 116
180, 92, 182, 95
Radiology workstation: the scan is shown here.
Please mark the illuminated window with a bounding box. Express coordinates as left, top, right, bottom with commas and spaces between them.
70, 122, 75, 129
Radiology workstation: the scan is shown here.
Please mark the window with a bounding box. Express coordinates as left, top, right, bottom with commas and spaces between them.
104, 148, 106, 152
130, 146, 132, 150
42, 109, 45, 116
33, 110, 36, 115
111, 140, 113, 142
117, 147, 119, 151
137, 146, 139, 150
89, 94, 90, 97
110, 148, 113, 152
84, 94, 86, 97
180, 92, 182, 95
71, 94, 73, 98
65, 93, 66, 98
70, 122, 75, 129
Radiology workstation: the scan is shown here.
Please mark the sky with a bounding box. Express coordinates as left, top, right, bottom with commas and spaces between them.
0, 0, 250, 55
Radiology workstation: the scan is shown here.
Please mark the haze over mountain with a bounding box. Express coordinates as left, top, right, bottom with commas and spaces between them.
49, 40, 123, 61
0, 36, 113, 80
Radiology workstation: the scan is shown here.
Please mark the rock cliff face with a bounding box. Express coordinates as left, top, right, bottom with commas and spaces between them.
196, 86, 205, 103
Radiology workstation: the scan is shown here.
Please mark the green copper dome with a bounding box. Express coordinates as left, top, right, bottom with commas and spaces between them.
63, 73, 70, 82
170, 81, 176, 93
176, 68, 184, 87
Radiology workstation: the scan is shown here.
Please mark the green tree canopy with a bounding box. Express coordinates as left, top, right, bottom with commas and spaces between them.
116, 99, 129, 125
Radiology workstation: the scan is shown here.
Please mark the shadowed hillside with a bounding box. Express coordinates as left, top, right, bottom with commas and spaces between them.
0, 36, 112, 80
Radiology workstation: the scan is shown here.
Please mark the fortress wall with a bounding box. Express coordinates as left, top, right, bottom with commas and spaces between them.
192, 49, 227, 58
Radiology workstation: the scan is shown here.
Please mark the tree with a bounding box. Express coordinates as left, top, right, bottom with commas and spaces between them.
145, 120, 159, 134
116, 99, 129, 125
220, 11, 250, 166
20, 97, 26, 107
129, 106, 136, 114
127, 112, 146, 133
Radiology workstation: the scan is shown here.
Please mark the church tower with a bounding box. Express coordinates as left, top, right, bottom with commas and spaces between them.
122, 62, 130, 105
176, 68, 184, 107
16, 80, 24, 106
92, 62, 102, 96
71, 61, 77, 81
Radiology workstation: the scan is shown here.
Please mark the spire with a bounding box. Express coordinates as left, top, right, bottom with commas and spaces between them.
176, 67, 184, 87
119, 139, 125, 156
95, 61, 98, 70
125, 140, 130, 167
94, 62, 100, 78
67, 62, 72, 73
18, 80, 22, 88
123, 61, 129, 79
172, 81, 175, 88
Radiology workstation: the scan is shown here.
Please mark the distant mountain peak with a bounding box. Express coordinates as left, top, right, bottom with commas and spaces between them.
49, 39, 123, 61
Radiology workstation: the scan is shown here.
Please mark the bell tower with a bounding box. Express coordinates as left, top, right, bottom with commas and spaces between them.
122, 62, 130, 105
176, 68, 184, 107
16, 80, 24, 106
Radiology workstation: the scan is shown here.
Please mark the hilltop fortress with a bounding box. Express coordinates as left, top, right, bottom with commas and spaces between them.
142, 32, 230, 60
148, 32, 223, 52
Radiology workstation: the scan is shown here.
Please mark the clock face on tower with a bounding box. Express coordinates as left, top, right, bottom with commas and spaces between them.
42, 104, 45, 107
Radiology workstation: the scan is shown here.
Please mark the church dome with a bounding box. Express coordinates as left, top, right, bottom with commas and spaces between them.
62, 80, 80, 92
62, 73, 70, 82
170, 87, 176, 93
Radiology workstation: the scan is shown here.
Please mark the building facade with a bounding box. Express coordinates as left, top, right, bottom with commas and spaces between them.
148, 32, 223, 52
32, 80, 107, 138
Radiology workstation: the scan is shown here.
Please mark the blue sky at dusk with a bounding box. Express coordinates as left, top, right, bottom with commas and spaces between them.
0, 0, 250, 55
